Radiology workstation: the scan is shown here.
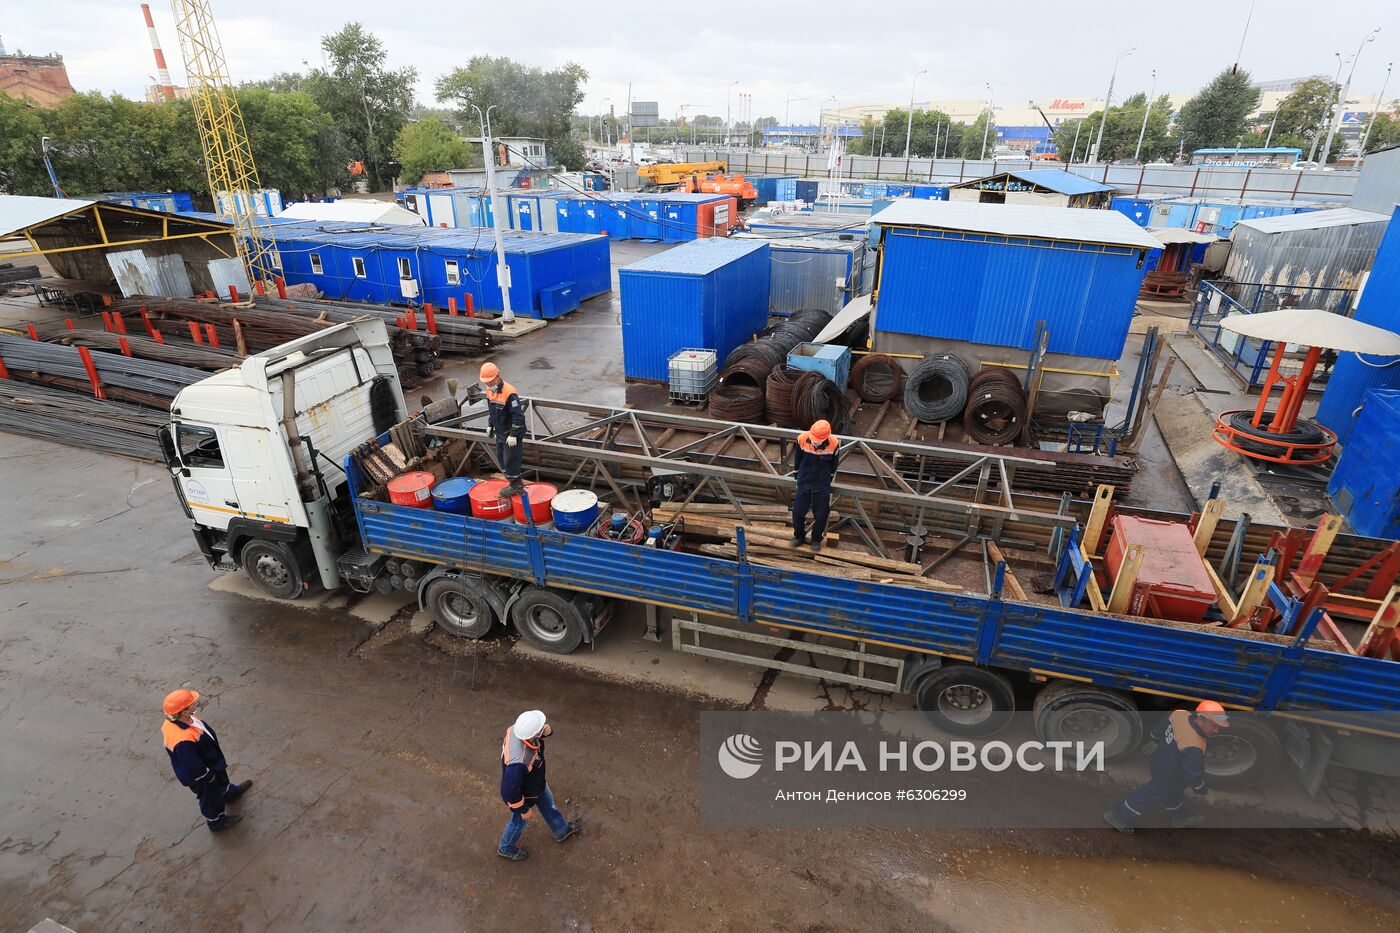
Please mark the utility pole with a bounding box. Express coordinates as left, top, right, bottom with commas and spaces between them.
786, 94, 808, 141
1312, 54, 1349, 163
726, 80, 739, 149
1091, 48, 1135, 163
471, 104, 514, 324
904, 68, 927, 160
1321, 27, 1382, 166
980, 83, 994, 160
1359, 61, 1394, 159
1134, 68, 1157, 162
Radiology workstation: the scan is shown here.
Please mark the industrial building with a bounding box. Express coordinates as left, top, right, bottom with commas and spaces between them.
1221, 208, 1391, 308
948, 169, 1115, 209
0, 48, 75, 106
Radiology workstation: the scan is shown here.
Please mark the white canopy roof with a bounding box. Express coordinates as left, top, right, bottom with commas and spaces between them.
1220, 308, 1400, 355
277, 200, 425, 226
0, 195, 97, 237
871, 199, 1162, 250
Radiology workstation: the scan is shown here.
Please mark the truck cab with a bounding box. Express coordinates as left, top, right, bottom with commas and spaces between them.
160, 320, 406, 598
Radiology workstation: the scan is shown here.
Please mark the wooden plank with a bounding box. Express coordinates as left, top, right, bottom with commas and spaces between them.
1229, 560, 1275, 628
1106, 544, 1144, 615
1203, 562, 1240, 620
1359, 587, 1400, 659
985, 540, 1027, 602
1295, 514, 1343, 587
868, 401, 892, 437
1193, 499, 1223, 557
1082, 484, 1115, 558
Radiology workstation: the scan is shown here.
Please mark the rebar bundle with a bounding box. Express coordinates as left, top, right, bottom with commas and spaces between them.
708, 383, 766, 422
49, 330, 239, 371
0, 380, 166, 459
0, 333, 204, 407
722, 309, 833, 385
850, 353, 904, 403
252, 297, 499, 355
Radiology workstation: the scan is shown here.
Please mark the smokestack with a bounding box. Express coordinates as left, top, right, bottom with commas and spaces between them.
141, 4, 175, 101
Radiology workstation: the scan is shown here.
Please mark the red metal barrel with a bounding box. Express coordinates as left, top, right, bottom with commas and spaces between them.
469, 479, 513, 520
387, 471, 435, 509
511, 483, 557, 524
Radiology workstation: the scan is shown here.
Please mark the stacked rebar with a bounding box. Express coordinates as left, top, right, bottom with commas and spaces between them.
0, 380, 165, 459
48, 330, 240, 371
904, 354, 970, 424
851, 353, 904, 403
0, 333, 204, 407
963, 369, 1027, 446
252, 297, 500, 356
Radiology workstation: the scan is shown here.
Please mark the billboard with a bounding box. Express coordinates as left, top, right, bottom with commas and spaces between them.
631, 101, 659, 128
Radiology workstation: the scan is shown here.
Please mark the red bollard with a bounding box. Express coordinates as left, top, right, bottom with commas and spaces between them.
275, 276, 287, 299
0, 353, 9, 379
151, 327, 165, 345
407, 307, 418, 331
204, 324, 219, 348
228, 285, 240, 303
75, 346, 106, 400
64, 318, 75, 330
448, 297, 458, 317
254, 280, 266, 297
101, 311, 114, 332
423, 303, 438, 335
113, 312, 128, 335
118, 337, 132, 357
189, 322, 204, 345
464, 294, 475, 318
26, 324, 39, 340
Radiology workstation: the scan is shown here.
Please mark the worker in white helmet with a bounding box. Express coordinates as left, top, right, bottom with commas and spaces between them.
498, 709, 581, 861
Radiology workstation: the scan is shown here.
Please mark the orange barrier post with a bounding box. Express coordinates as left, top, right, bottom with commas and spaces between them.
118, 337, 132, 357
25, 324, 39, 340
423, 303, 438, 335
204, 324, 219, 348
75, 346, 106, 399
189, 322, 204, 345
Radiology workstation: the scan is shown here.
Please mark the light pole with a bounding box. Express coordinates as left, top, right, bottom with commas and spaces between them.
1321, 27, 1382, 165
469, 104, 513, 324
904, 68, 927, 159
980, 83, 994, 160
1133, 68, 1157, 162
601, 97, 612, 148
1091, 47, 1135, 163
785, 94, 809, 147
726, 80, 740, 149
1360, 61, 1394, 159
1311, 53, 1350, 162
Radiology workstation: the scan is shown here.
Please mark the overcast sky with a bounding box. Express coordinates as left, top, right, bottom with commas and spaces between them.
8, 1, 1398, 121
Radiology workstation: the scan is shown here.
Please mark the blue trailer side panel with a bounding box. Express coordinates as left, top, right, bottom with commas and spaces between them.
1328, 389, 1400, 538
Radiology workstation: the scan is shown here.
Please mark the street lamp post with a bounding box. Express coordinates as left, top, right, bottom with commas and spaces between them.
1359, 61, 1394, 160
904, 68, 927, 160
726, 80, 740, 149
469, 104, 513, 324
1311, 53, 1350, 163
786, 94, 809, 141
1091, 47, 1135, 164
1133, 68, 1157, 162
1321, 27, 1382, 165
980, 83, 994, 160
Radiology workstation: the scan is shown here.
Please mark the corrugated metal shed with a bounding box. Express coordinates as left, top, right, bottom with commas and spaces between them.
1328, 389, 1400, 538
619, 239, 771, 381
1223, 207, 1389, 307
1351, 144, 1400, 215
873, 201, 1153, 360
0, 195, 98, 236
736, 233, 869, 314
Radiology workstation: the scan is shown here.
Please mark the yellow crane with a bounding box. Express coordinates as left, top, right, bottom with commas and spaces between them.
168, 0, 282, 289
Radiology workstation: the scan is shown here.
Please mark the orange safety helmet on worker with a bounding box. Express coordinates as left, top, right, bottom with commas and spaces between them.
480, 362, 526, 491
1106, 701, 1229, 833
160, 688, 251, 831
791, 420, 840, 551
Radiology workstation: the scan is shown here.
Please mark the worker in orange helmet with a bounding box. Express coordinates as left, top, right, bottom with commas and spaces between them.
480, 362, 526, 495
791, 419, 840, 552
1105, 700, 1230, 834
160, 689, 252, 832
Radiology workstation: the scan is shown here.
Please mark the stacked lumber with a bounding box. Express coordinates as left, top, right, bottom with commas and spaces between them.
652, 501, 841, 546
697, 542, 961, 593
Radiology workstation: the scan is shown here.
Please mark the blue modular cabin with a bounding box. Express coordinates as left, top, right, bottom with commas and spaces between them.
654, 192, 736, 243
911, 185, 949, 201
1111, 195, 1171, 227
619, 238, 771, 381
1148, 197, 1324, 235
556, 193, 639, 240
748, 175, 799, 206
267, 220, 610, 319
870, 200, 1159, 360
101, 191, 196, 213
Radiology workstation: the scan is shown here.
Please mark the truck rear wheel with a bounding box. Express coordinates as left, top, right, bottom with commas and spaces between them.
511, 587, 586, 654
1205, 717, 1282, 789
240, 540, 303, 600
913, 664, 1015, 737
1032, 682, 1143, 761
422, 576, 497, 639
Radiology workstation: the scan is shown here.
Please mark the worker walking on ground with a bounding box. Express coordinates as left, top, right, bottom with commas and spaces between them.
480, 362, 526, 495
498, 709, 581, 861
160, 689, 252, 833
791, 419, 840, 552
1104, 701, 1230, 833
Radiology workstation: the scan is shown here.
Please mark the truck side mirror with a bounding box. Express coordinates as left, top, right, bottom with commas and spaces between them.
157, 425, 189, 476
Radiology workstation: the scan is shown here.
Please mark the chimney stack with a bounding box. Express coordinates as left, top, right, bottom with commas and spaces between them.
141, 4, 175, 101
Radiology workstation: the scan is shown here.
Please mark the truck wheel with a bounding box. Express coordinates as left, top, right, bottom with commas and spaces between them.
1205, 717, 1282, 789
240, 540, 303, 600
913, 664, 1015, 736
511, 587, 585, 654
1032, 682, 1143, 761
422, 576, 497, 639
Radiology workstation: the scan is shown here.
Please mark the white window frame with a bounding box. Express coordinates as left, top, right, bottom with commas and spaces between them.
310, 252, 323, 275
353, 257, 367, 278
445, 260, 460, 285
397, 257, 412, 279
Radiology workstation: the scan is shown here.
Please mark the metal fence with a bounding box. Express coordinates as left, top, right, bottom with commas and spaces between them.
679, 149, 1359, 203
1189, 280, 1357, 388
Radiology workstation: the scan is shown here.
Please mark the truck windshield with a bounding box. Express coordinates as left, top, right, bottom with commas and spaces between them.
177, 424, 224, 469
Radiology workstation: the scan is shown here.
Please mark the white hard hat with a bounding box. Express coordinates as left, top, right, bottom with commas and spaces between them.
513, 709, 547, 740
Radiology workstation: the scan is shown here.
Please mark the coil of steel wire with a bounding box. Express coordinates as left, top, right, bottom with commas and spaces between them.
792, 370, 848, 432
963, 368, 1027, 445
764, 365, 802, 427
904, 354, 970, 424
850, 353, 904, 403
719, 355, 776, 389
708, 383, 767, 422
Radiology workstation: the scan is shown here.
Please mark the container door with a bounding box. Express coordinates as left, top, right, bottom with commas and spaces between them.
515, 199, 533, 230
540, 198, 559, 233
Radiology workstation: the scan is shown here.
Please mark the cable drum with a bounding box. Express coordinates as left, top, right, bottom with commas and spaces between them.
792, 371, 848, 432
765, 366, 802, 427
904, 354, 970, 423
964, 368, 1027, 445
708, 383, 766, 422
1225, 410, 1326, 456
850, 353, 904, 403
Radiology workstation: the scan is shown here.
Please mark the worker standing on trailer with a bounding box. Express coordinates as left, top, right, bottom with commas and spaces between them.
791, 419, 840, 552
1104, 701, 1230, 833
160, 689, 252, 833
498, 710, 582, 861
480, 362, 526, 495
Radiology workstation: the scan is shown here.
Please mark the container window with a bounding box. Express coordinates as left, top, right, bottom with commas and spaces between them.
445, 260, 460, 285
397, 257, 412, 279
176, 423, 223, 469
353, 257, 367, 279
310, 253, 323, 275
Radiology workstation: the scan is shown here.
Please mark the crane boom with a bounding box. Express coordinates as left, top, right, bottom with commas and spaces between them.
169, 0, 282, 288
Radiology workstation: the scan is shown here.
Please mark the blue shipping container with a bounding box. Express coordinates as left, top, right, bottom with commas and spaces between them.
1328, 389, 1400, 538
1111, 196, 1155, 227
776, 178, 798, 201
619, 239, 772, 381
796, 180, 820, 203
911, 185, 949, 201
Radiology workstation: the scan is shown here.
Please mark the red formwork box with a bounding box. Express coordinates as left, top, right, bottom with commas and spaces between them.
696, 196, 737, 238
1104, 515, 1216, 623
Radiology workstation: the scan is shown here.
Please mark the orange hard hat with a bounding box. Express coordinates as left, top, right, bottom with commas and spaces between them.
809, 420, 832, 441
479, 362, 500, 383
163, 688, 200, 717
1195, 700, 1229, 726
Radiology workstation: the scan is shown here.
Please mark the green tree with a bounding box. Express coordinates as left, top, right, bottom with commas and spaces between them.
961, 110, 994, 158
1057, 92, 1175, 162
0, 95, 53, 195
236, 87, 350, 198
1268, 77, 1339, 139
1176, 66, 1261, 152
1363, 107, 1400, 153
848, 108, 960, 158
300, 23, 418, 190
435, 56, 589, 170
1052, 118, 1091, 163
43, 93, 202, 196
393, 116, 476, 185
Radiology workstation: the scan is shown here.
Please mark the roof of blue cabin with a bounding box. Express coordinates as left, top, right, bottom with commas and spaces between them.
258, 219, 606, 254
873, 200, 1162, 249
620, 238, 768, 275
952, 168, 1115, 196
640, 192, 734, 204
178, 210, 300, 225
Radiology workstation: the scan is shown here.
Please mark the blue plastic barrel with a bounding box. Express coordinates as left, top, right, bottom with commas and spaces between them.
551, 489, 600, 533
431, 477, 478, 513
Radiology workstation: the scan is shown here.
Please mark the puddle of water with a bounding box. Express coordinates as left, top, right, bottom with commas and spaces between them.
900, 847, 1398, 933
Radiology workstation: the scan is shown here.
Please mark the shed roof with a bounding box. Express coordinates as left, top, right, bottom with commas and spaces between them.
620, 237, 768, 275
1234, 207, 1391, 234
871, 199, 1161, 249
0, 195, 98, 237
951, 169, 1115, 196
278, 200, 425, 226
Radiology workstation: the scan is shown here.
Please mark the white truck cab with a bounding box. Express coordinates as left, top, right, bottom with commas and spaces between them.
161, 320, 406, 598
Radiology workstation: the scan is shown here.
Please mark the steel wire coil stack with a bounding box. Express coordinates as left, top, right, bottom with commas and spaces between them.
0, 380, 166, 459
708, 383, 766, 422
764, 366, 803, 427
904, 353, 970, 424
0, 333, 205, 408
791, 370, 849, 432
850, 353, 904, 403
722, 309, 833, 386
963, 368, 1027, 446
719, 354, 776, 389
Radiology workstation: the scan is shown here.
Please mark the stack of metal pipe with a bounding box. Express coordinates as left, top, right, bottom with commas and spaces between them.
0, 379, 166, 459
0, 333, 204, 408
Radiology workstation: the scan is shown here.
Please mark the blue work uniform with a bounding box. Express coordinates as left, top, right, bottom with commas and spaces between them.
486, 380, 526, 483
791, 431, 839, 543
1111, 709, 1210, 825
162, 717, 236, 825
498, 726, 570, 855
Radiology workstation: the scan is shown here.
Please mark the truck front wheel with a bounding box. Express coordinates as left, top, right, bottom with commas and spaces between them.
1205, 717, 1282, 789
511, 587, 586, 654
423, 576, 497, 639
240, 540, 303, 600
913, 664, 1015, 737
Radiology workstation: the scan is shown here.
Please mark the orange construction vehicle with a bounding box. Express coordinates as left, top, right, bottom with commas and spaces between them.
637, 161, 726, 190
679, 172, 758, 207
